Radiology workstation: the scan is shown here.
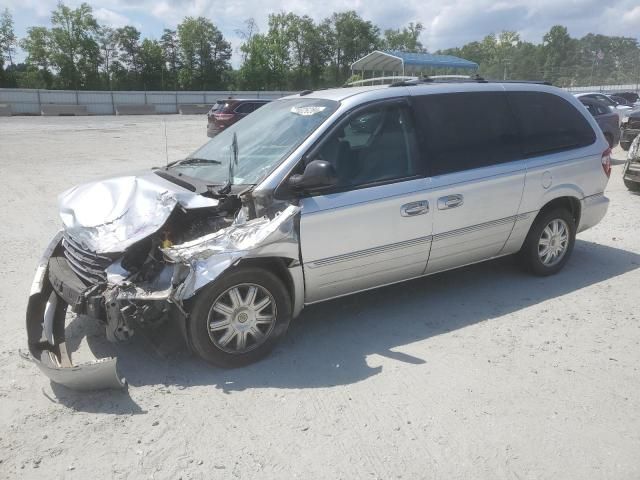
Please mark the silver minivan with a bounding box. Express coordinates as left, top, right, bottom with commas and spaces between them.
27, 80, 611, 389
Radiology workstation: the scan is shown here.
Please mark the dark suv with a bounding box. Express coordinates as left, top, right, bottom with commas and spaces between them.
579, 97, 620, 148
614, 91, 639, 104
207, 99, 270, 137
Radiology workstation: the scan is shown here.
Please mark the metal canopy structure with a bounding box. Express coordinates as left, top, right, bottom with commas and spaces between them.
351, 50, 479, 76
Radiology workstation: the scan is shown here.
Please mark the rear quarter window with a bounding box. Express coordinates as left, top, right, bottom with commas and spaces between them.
413, 91, 522, 175
508, 92, 595, 156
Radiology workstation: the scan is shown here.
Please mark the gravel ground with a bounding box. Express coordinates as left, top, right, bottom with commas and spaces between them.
0, 115, 639, 480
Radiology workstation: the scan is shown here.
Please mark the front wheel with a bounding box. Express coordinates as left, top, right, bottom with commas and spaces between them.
188, 267, 292, 368
519, 208, 576, 276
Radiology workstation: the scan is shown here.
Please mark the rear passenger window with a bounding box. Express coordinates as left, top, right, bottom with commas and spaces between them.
508, 92, 595, 156
235, 103, 254, 114
414, 92, 521, 175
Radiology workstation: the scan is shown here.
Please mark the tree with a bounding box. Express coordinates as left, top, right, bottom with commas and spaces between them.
282, 13, 327, 89
177, 17, 231, 90
239, 34, 274, 89
139, 38, 164, 89
383, 22, 424, 53
322, 11, 380, 84
160, 29, 179, 90
20, 26, 53, 88
114, 25, 141, 88
48, 2, 100, 89
542, 25, 578, 85
97, 27, 117, 88
0, 8, 17, 67
236, 18, 258, 65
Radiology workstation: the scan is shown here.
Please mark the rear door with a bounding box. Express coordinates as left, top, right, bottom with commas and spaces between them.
299, 99, 433, 303
410, 91, 526, 274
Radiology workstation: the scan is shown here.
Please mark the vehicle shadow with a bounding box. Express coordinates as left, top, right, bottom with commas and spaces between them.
54, 239, 640, 411
611, 149, 627, 165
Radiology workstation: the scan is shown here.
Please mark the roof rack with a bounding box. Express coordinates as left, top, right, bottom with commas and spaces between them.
344, 75, 418, 87
390, 75, 552, 87
390, 74, 487, 86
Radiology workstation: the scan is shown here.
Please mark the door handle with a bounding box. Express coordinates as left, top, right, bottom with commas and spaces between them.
400, 200, 429, 217
437, 194, 464, 210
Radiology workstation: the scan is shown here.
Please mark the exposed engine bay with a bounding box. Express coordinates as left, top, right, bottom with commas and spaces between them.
25, 170, 302, 390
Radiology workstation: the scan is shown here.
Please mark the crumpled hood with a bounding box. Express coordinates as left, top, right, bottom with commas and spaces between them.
59, 171, 219, 254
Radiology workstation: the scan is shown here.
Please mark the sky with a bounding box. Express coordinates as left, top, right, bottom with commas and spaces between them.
3, 0, 640, 67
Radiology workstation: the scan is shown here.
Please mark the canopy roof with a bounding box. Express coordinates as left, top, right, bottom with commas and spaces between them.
352, 50, 479, 74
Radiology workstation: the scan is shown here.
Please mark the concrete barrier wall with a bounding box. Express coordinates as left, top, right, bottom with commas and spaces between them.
0, 104, 11, 116
115, 104, 156, 115
178, 104, 212, 114
41, 105, 89, 116
0, 88, 295, 116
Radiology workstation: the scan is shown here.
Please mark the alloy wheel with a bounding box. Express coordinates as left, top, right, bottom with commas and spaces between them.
206, 283, 277, 354
538, 218, 570, 266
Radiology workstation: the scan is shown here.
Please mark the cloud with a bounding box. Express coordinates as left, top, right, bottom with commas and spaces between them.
5, 0, 640, 67
94, 7, 134, 28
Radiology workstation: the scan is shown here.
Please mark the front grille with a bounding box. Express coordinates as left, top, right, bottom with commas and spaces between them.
62, 234, 111, 284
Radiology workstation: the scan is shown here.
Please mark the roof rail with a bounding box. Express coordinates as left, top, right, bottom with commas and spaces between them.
390, 74, 487, 87
389, 75, 552, 87
344, 75, 418, 87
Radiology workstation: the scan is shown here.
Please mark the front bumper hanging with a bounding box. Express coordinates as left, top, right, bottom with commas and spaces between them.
24, 232, 126, 391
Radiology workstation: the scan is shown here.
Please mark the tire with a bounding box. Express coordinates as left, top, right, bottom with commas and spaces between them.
621, 142, 631, 151
519, 208, 576, 276
187, 266, 292, 368
624, 178, 640, 192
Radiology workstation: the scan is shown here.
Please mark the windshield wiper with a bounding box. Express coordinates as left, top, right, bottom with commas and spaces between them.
169, 157, 223, 167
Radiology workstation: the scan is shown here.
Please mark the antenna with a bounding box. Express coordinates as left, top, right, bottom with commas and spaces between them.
163, 120, 169, 166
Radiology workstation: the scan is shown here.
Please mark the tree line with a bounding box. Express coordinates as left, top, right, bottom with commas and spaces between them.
0, 4, 639, 92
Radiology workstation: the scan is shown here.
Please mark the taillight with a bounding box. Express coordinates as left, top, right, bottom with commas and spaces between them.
214, 113, 234, 121
601, 147, 612, 178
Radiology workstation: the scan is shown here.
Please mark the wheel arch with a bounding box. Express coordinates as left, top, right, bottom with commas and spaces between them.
234, 256, 304, 318
536, 195, 582, 226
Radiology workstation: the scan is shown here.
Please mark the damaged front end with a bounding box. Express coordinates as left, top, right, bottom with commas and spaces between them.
25, 172, 302, 391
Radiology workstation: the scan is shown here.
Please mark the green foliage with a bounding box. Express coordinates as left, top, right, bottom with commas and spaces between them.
160, 29, 180, 90
439, 26, 640, 87
177, 16, 231, 90
383, 22, 425, 53
0, 8, 17, 65
48, 2, 101, 89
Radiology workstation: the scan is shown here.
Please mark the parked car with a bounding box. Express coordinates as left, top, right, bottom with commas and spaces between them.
574, 92, 632, 119
27, 80, 611, 390
623, 134, 640, 191
579, 97, 620, 148
613, 91, 640, 104
207, 99, 270, 137
608, 95, 634, 107
621, 108, 640, 150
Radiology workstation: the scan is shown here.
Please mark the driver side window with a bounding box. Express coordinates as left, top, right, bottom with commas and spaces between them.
317, 103, 419, 189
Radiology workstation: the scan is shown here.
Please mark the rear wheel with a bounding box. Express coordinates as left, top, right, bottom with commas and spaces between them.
519, 208, 576, 276
188, 267, 292, 368
624, 178, 640, 192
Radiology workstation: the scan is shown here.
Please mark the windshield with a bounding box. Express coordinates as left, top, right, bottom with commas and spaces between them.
172, 98, 339, 185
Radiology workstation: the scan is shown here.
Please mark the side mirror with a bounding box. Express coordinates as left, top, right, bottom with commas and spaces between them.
288, 159, 338, 191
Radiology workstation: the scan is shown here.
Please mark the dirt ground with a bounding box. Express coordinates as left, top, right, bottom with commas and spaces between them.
0, 115, 639, 480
